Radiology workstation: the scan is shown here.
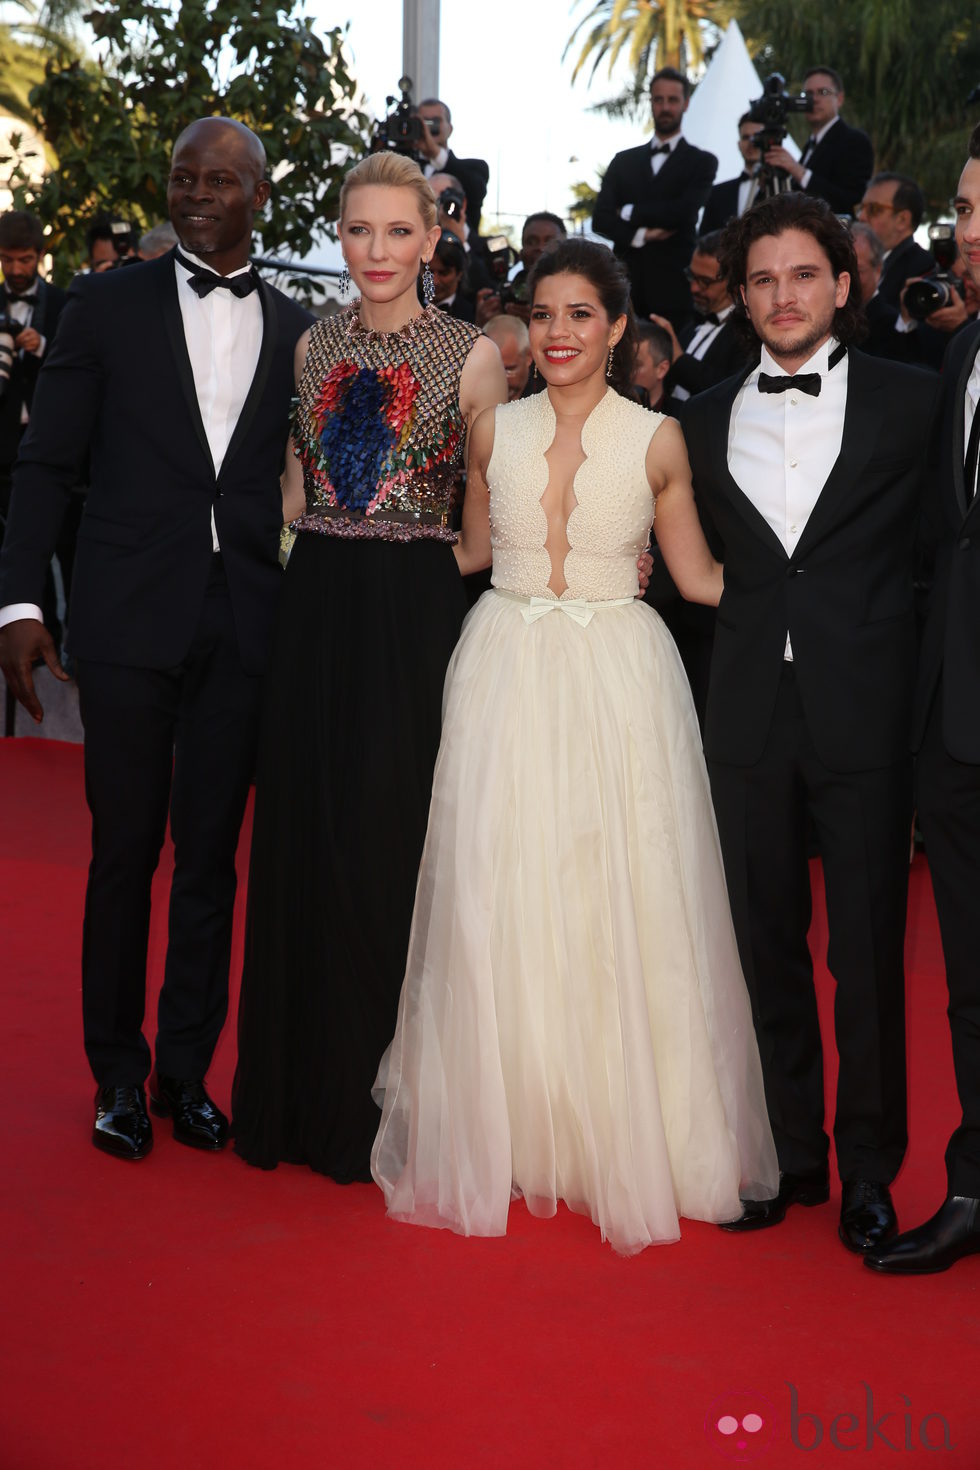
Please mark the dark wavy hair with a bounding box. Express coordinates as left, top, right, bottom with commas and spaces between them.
719, 192, 866, 350
527, 237, 638, 398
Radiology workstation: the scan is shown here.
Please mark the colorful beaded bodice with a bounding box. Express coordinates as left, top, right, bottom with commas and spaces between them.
291, 303, 481, 543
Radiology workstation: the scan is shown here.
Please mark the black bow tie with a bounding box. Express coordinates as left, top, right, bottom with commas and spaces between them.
757, 342, 846, 398
698, 311, 720, 326
650, 142, 673, 157
175, 251, 259, 299
3, 290, 36, 304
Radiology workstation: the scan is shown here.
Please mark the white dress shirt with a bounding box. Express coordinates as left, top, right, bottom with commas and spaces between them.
728, 336, 849, 659
4, 284, 47, 424
0, 251, 263, 631
799, 115, 839, 190
966, 344, 980, 501
621, 134, 682, 248
671, 302, 735, 403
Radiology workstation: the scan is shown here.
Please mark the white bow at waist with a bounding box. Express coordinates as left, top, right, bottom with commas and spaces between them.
494, 590, 635, 627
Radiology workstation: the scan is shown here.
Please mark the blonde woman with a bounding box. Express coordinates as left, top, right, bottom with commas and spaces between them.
232, 154, 506, 1181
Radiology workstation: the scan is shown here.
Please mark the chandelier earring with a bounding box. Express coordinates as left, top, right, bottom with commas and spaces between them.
338, 263, 351, 295
606, 345, 615, 378
422, 258, 436, 306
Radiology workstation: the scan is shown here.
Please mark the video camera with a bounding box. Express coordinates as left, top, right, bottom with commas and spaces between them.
370, 75, 428, 166
904, 224, 962, 320
745, 73, 811, 199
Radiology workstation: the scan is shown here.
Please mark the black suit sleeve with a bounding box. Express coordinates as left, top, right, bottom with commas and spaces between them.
593, 153, 647, 249
0, 282, 104, 605
593, 148, 718, 244
804, 125, 873, 214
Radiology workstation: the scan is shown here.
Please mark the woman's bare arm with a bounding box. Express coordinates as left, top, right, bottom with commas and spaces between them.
646, 417, 723, 607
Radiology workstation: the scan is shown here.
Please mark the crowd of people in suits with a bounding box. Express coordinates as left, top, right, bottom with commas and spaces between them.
3, 68, 980, 1278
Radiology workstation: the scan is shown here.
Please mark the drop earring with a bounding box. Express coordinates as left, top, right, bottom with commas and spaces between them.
422, 259, 435, 306
338, 264, 350, 295
606, 346, 615, 378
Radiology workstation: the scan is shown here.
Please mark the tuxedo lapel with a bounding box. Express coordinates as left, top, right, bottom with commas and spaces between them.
220, 277, 277, 481
793, 352, 883, 558
951, 323, 980, 520
159, 254, 215, 477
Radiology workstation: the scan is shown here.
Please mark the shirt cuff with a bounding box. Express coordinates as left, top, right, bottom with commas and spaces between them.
800, 167, 812, 188
894, 315, 917, 334
30, 334, 47, 358
620, 203, 634, 221
630, 227, 647, 249
0, 603, 44, 629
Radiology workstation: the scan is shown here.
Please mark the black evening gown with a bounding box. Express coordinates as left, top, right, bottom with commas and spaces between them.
232, 303, 480, 1181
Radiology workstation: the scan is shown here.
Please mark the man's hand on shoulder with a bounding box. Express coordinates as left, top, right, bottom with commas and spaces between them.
0, 619, 68, 724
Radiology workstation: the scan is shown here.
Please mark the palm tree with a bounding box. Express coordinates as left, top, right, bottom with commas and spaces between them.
565, 0, 733, 85
1, 0, 83, 124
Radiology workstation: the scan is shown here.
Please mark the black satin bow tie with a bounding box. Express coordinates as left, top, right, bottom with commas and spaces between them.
650, 142, 672, 156
757, 342, 846, 398
175, 251, 259, 299
3, 290, 36, 304
699, 311, 720, 326
758, 371, 821, 396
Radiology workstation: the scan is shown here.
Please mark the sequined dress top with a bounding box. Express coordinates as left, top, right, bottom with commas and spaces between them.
291, 303, 482, 543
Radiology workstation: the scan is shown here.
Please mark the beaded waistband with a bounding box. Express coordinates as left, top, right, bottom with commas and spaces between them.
493, 589, 635, 626
292, 506, 458, 545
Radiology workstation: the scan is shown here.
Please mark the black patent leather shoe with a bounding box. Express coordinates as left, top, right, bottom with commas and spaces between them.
149, 1073, 229, 1151
864, 1196, 980, 1275
719, 1165, 830, 1232
838, 1179, 897, 1253
93, 1085, 153, 1160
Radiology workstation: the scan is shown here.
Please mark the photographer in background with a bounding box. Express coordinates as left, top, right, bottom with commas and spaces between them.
0, 209, 71, 647
763, 66, 873, 216
648, 230, 751, 401
701, 115, 765, 232
475, 212, 567, 327
84, 214, 140, 273
417, 97, 489, 233
427, 171, 492, 293
856, 173, 933, 306
431, 231, 476, 322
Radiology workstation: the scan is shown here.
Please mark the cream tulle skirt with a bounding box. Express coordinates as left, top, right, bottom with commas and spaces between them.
371, 589, 778, 1254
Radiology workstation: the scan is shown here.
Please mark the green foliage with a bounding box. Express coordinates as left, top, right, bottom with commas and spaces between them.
737, 0, 980, 212
2, 1, 370, 293
565, 0, 733, 84
568, 174, 603, 227
0, 0, 79, 123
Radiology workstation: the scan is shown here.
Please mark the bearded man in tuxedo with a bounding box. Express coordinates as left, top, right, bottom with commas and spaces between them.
592, 67, 717, 330
0, 117, 312, 1161
682, 193, 935, 1255
866, 123, 980, 1275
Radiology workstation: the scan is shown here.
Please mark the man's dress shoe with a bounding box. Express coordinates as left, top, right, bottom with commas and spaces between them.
864, 1196, 980, 1275
838, 1179, 897, 1253
149, 1073, 229, 1151
720, 1165, 830, 1231
92, 1085, 153, 1160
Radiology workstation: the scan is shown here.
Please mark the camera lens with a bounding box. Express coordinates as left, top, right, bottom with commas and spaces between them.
904, 278, 952, 321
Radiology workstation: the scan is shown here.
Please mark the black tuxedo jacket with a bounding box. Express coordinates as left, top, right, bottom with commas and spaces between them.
878, 235, 935, 308
700, 176, 744, 234
0, 277, 68, 471
593, 137, 717, 316
913, 321, 980, 759
0, 251, 312, 674
799, 118, 874, 215
667, 317, 752, 396
683, 348, 936, 771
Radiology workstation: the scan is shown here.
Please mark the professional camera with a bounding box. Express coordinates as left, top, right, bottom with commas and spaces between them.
0, 312, 20, 396
746, 73, 811, 197
483, 236, 529, 309
904, 224, 961, 320
437, 187, 466, 223
370, 75, 428, 165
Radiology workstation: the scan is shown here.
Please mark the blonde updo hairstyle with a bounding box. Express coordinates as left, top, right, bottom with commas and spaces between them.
339, 152, 438, 232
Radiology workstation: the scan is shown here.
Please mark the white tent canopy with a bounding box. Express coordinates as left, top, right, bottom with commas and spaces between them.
683, 20, 799, 184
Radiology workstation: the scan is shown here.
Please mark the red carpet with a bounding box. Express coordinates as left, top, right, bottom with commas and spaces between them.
1, 740, 978, 1468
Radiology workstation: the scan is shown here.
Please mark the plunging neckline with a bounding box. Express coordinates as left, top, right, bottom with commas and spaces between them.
538, 388, 614, 598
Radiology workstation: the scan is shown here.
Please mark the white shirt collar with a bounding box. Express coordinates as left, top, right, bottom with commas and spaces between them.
175, 247, 253, 280
756, 335, 838, 380
811, 115, 840, 146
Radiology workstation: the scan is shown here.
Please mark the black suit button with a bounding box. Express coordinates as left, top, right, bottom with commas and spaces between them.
215, 490, 224, 499
787, 566, 805, 577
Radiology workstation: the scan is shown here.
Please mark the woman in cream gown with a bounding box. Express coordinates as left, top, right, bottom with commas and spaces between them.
372, 238, 777, 1254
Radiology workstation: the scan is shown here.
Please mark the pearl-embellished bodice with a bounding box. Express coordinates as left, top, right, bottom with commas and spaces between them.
488, 388, 662, 601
